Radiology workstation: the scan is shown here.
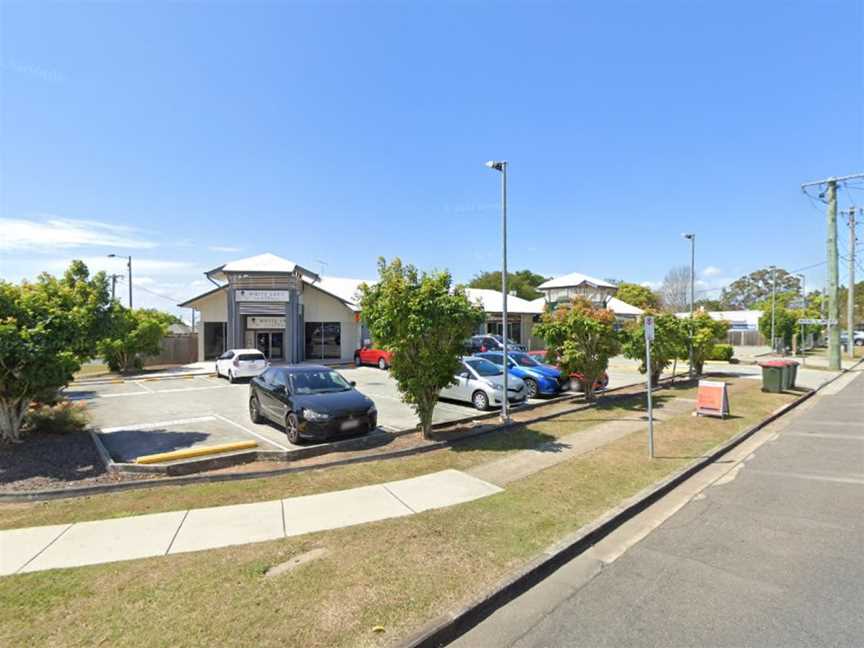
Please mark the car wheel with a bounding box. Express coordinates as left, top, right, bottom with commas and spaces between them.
378, 357, 387, 370
472, 390, 489, 411
249, 396, 262, 424
215, 364, 221, 378
285, 413, 301, 444
354, 354, 362, 366
524, 378, 539, 399
228, 370, 236, 384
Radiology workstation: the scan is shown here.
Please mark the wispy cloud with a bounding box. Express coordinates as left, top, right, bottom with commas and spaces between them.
208, 245, 242, 253
1, 217, 156, 251
702, 265, 722, 278
1, 60, 66, 83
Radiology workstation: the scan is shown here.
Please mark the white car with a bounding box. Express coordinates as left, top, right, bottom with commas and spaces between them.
215, 349, 268, 383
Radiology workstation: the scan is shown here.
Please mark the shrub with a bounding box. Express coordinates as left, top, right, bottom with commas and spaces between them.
709, 343, 734, 361
24, 400, 90, 435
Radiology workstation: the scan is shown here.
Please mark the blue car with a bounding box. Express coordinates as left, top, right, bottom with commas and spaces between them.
475, 351, 568, 399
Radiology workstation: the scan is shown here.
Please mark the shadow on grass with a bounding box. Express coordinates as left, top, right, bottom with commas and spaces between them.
449, 427, 564, 454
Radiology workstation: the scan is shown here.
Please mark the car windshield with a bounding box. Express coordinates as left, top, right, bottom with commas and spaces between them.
491, 335, 521, 346
290, 370, 352, 394
510, 352, 540, 367
465, 358, 502, 377
238, 353, 265, 361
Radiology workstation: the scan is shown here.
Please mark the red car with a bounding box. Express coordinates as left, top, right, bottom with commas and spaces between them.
527, 350, 609, 392
354, 346, 392, 370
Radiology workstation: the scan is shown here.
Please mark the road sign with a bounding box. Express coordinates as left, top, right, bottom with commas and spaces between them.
644, 316, 655, 342
798, 318, 837, 325
644, 315, 655, 459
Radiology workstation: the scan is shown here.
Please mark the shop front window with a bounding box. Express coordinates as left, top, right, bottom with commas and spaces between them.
305, 322, 341, 359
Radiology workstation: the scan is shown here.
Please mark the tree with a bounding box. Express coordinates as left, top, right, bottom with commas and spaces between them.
97, 308, 174, 373
681, 312, 730, 375
360, 258, 485, 439
469, 269, 548, 301
620, 312, 687, 384
659, 265, 691, 313
533, 297, 621, 401
615, 282, 661, 310
720, 267, 800, 310
694, 298, 723, 311
0, 261, 112, 443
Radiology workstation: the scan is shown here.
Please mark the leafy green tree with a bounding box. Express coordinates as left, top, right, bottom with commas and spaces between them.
533, 297, 621, 401
720, 267, 800, 310
360, 258, 485, 439
694, 298, 723, 311
680, 312, 730, 375
469, 269, 548, 301
620, 312, 687, 384
0, 261, 112, 443
98, 308, 174, 373
615, 283, 661, 310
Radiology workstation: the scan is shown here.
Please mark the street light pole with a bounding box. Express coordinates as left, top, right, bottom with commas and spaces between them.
682, 233, 695, 377
486, 160, 510, 424
108, 254, 133, 308
797, 273, 806, 361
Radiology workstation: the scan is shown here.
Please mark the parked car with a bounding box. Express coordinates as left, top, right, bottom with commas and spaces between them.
840, 331, 864, 347
354, 345, 392, 369
475, 350, 567, 398
215, 349, 268, 383
249, 365, 377, 444
527, 350, 609, 393
464, 334, 527, 354
440, 356, 526, 411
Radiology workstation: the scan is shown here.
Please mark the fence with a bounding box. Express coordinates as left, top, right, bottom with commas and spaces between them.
144, 334, 198, 366
726, 330, 765, 346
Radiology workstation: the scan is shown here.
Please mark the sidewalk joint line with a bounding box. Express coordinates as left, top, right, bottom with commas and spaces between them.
15, 523, 74, 574
165, 510, 190, 555
382, 485, 416, 513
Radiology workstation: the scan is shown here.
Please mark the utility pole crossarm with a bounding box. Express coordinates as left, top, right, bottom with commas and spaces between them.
801, 172, 864, 189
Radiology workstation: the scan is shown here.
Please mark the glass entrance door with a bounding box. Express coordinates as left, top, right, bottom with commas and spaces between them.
270, 332, 284, 360
255, 332, 270, 358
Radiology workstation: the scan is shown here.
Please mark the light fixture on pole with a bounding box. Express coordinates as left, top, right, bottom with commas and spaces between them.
682, 233, 695, 377
108, 254, 133, 308
485, 160, 510, 424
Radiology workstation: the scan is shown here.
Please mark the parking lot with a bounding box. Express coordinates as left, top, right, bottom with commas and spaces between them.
65, 359, 688, 467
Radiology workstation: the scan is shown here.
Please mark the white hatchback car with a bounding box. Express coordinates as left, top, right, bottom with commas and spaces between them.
215, 349, 268, 383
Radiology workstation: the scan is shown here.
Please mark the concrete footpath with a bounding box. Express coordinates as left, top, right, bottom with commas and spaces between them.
452, 368, 864, 648
0, 469, 501, 576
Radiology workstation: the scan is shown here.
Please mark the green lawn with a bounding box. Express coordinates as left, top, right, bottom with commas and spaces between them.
0, 379, 796, 648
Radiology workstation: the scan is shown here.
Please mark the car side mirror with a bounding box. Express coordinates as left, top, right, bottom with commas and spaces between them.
459, 371, 470, 379
350, 380, 357, 387
274, 384, 286, 394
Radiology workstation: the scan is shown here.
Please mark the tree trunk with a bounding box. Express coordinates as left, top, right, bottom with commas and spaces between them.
0, 397, 30, 443
417, 393, 436, 440
584, 380, 596, 402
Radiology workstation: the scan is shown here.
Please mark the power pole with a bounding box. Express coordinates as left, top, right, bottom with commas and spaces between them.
801, 173, 864, 371
848, 207, 857, 360
770, 265, 777, 352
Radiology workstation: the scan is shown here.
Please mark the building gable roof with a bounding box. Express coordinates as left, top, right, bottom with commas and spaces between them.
465, 288, 545, 314
206, 253, 319, 281
537, 272, 616, 290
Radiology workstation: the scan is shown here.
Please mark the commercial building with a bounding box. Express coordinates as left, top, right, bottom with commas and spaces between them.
465, 288, 545, 349
179, 253, 370, 363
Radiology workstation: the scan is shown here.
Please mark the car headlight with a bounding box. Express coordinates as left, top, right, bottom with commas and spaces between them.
303, 409, 330, 421
485, 381, 504, 391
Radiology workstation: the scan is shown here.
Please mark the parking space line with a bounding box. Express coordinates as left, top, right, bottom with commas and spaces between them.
101, 416, 217, 434
98, 385, 228, 399
134, 381, 156, 393
212, 413, 291, 451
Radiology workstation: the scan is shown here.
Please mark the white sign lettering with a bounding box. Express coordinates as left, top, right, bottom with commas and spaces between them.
247, 316, 286, 330
236, 290, 291, 302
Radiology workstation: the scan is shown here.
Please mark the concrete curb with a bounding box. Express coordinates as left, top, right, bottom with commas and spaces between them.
71, 371, 215, 386
393, 372, 853, 648
0, 377, 685, 502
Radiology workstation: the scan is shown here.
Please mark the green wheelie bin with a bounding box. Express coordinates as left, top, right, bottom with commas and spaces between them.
759, 361, 786, 393
783, 360, 799, 389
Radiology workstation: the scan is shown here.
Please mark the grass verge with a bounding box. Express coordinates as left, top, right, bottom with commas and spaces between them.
0, 379, 795, 648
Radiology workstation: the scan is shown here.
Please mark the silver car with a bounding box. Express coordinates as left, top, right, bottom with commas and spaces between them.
440, 356, 527, 411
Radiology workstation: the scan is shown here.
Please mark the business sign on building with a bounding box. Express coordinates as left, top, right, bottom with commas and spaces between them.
246, 316, 286, 330
236, 290, 292, 302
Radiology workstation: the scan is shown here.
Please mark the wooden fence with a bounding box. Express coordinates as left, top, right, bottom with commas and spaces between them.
144, 334, 198, 366
726, 330, 765, 346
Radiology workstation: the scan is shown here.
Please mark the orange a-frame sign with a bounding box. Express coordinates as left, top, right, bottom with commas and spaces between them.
696, 380, 730, 418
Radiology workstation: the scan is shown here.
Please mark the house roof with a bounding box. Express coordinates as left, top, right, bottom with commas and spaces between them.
606, 296, 644, 316
177, 283, 227, 308
677, 310, 762, 325
304, 276, 373, 312
465, 288, 545, 315
206, 253, 319, 282
537, 272, 617, 290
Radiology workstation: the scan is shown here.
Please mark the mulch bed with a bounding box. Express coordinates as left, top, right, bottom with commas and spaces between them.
0, 432, 159, 493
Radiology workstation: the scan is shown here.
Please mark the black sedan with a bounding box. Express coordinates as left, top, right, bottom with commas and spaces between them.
248, 365, 377, 444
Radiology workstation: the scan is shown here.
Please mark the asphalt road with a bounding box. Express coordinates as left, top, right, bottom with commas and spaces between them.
452, 369, 864, 648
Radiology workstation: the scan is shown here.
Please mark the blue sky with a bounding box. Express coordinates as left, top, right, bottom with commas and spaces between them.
2, 1, 862, 317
